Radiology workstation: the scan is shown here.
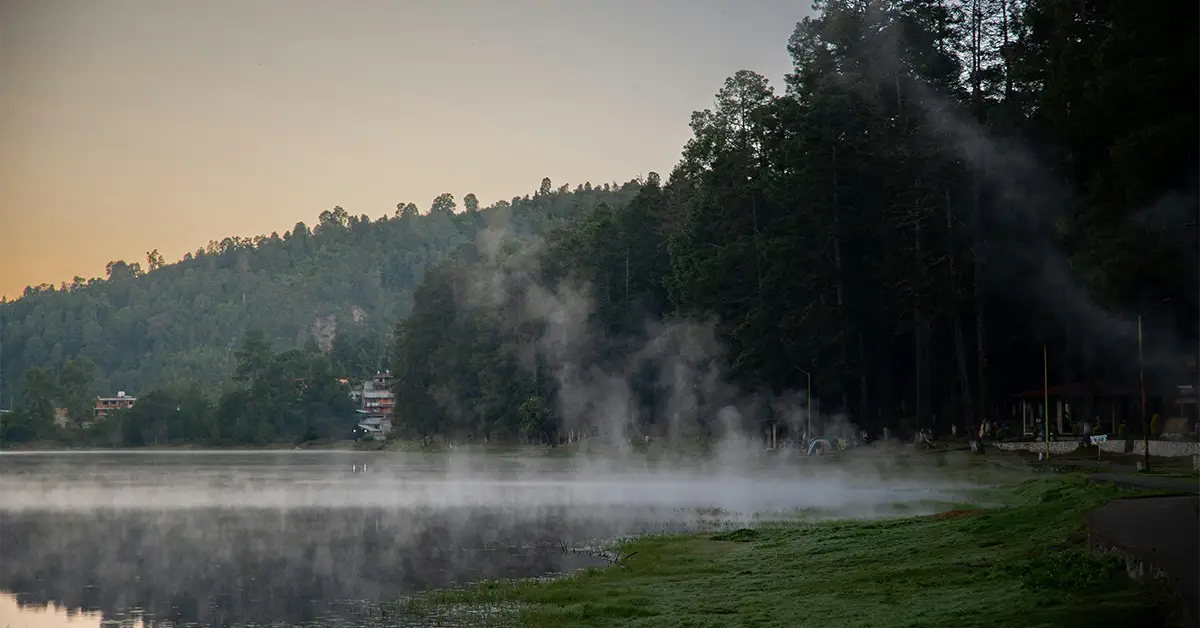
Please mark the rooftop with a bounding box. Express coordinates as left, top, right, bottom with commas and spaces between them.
1011, 382, 1139, 399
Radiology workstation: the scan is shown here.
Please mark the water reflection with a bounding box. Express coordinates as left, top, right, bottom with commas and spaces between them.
0, 450, 983, 627
0, 593, 105, 628
1, 506, 618, 626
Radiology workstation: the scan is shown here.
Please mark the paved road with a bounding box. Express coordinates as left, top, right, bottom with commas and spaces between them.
1087, 489, 1199, 626
1088, 472, 1200, 494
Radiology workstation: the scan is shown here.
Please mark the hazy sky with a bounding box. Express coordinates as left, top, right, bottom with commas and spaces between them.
0, 0, 809, 299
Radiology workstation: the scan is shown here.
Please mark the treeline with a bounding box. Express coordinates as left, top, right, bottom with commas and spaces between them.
2, 0, 1194, 449
0, 331, 357, 447
0, 180, 643, 399
389, 0, 1198, 445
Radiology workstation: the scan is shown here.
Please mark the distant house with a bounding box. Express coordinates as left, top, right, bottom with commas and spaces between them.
1166, 357, 1198, 436
1011, 371, 1200, 439
95, 391, 136, 418
354, 371, 395, 439
361, 371, 395, 418
1010, 382, 1142, 437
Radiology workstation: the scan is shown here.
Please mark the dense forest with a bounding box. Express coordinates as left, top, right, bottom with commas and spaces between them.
0, 181, 644, 398
0, 333, 358, 446
2, 0, 1197, 448
389, 0, 1198, 445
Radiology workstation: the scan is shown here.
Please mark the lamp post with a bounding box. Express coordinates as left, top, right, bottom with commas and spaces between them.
1044, 343, 1050, 460
1135, 298, 1172, 472
1138, 314, 1148, 471
796, 366, 813, 444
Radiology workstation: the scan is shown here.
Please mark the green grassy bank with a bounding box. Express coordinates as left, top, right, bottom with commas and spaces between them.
383, 478, 1188, 628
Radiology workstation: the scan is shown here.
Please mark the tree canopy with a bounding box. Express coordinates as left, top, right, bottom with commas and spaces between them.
386, 0, 1197, 445
0, 181, 643, 401
1, 0, 1195, 448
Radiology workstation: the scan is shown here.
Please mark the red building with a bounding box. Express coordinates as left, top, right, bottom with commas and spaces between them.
355, 371, 395, 439
361, 371, 395, 419
95, 391, 136, 418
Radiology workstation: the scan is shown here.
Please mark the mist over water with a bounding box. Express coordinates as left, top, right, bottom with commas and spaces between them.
1, 450, 988, 627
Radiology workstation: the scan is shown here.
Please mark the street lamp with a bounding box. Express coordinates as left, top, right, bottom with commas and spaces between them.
1136, 297, 1172, 472
1043, 343, 1050, 460
1138, 314, 1147, 471
795, 366, 813, 444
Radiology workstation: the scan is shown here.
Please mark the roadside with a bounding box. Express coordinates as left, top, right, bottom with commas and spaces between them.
1088, 494, 1199, 628
384, 478, 1189, 628
1088, 473, 1199, 494
963, 443, 1200, 478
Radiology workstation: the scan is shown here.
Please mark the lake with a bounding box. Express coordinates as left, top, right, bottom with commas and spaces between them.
0, 449, 984, 627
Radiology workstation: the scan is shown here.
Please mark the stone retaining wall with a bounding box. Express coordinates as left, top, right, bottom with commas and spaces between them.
1098, 440, 1200, 458
992, 441, 1079, 455
992, 439, 1200, 458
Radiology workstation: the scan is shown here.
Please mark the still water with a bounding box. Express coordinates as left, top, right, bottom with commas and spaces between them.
0, 450, 977, 627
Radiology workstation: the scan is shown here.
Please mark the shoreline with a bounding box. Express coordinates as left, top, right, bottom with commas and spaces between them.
383, 477, 1193, 628
0, 437, 756, 456
0, 442, 358, 452
0, 440, 573, 456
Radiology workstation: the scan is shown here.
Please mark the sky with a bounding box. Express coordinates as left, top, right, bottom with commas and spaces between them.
0, 0, 810, 299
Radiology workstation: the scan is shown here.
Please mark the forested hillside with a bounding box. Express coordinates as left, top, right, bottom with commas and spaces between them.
0, 180, 644, 399
389, 0, 1198, 445
2, 0, 1195, 449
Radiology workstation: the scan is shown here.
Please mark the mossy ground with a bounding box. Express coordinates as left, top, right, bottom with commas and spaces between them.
382, 477, 1188, 628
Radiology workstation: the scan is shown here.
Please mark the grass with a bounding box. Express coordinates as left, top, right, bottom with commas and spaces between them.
381, 477, 1188, 628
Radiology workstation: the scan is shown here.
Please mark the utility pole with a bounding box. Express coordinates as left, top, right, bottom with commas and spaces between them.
1043, 343, 1049, 460
1138, 315, 1149, 471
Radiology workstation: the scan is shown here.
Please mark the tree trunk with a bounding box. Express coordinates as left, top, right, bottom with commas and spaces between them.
879, 334, 895, 431
914, 215, 925, 427
1062, 323, 1072, 433
948, 190, 975, 440
1082, 333, 1095, 435
973, 245, 988, 427
1000, 0, 1012, 100
955, 314, 975, 439
970, 0, 983, 115
833, 144, 849, 414
624, 246, 631, 305
968, 0, 989, 432
752, 197, 764, 296
859, 331, 868, 427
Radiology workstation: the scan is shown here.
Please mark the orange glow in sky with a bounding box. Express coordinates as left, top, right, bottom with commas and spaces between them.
0, 0, 805, 299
